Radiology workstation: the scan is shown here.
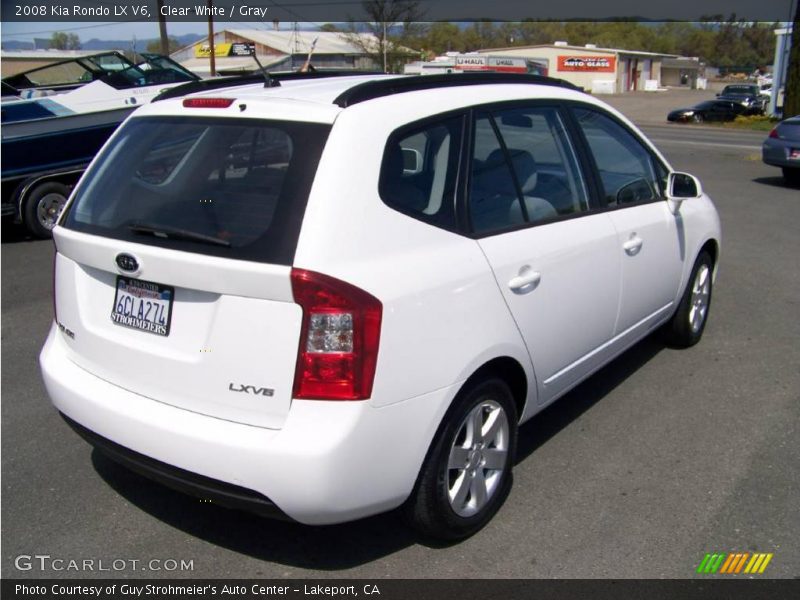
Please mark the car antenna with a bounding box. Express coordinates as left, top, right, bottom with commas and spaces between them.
248, 44, 280, 88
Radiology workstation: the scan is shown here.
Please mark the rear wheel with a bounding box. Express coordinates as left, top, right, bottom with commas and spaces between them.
23, 181, 69, 239
782, 167, 800, 186
663, 251, 713, 347
405, 377, 517, 541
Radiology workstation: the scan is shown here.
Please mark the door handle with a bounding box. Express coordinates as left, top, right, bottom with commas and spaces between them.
623, 234, 643, 256
508, 268, 541, 294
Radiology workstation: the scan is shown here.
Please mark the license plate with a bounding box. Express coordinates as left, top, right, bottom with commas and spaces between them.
111, 276, 174, 336
790, 148, 800, 160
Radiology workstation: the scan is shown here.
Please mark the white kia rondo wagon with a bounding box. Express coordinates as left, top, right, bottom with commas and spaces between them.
40, 73, 721, 540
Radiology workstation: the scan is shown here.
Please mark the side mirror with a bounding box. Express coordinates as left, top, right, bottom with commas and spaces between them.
401, 147, 423, 175
669, 172, 702, 198
667, 172, 702, 212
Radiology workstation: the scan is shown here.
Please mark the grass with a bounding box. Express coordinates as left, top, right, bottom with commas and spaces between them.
718, 115, 779, 132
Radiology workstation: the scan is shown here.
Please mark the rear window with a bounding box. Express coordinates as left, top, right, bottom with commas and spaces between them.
62, 116, 330, 265
722, 85, 756, 95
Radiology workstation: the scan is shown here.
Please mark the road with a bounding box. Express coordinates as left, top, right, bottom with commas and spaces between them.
2, 124, 798, 579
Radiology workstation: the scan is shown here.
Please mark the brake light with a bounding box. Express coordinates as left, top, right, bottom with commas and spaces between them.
768, 127, 780, 139
291, 269, 382, 400
182, 97, 235, 108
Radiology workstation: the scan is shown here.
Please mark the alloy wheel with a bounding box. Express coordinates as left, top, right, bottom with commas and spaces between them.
446, 399, 510, 518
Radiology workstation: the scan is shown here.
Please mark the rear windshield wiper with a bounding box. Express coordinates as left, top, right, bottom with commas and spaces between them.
128, 222, 231, 247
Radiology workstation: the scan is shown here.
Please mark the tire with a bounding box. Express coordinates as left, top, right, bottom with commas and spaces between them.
405, 377, 518, 541
782, 167, 800, 186
662, 251, 713, 348
23, 181, 69, 239
692, 113, 703, 123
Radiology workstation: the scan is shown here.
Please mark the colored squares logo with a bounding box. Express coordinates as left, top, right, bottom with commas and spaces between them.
696, 552, 773, 574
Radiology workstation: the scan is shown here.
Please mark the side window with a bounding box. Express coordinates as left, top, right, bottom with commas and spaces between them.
379, 116, 463, 230
469, 114, 525, 234
469, 106, 588, 235
492, 106, 588, 219
574, 107, 664, 207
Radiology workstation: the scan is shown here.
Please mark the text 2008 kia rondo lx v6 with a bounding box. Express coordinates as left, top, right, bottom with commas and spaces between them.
40, 73, 720, 541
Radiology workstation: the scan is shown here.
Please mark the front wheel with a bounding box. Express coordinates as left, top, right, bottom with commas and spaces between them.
662, 251, 713, 347
405, 377, 517, 541
692, 113, 704, 123
23, 181, 69, 239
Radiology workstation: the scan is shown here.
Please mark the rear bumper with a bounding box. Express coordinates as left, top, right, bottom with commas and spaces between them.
61, 413, 291, 520
40, 323, 456, 525
762, 140, 800, 169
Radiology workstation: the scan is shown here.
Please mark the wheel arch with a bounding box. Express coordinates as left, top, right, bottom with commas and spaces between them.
456, 356, 529, 425
699, 237, 720, 279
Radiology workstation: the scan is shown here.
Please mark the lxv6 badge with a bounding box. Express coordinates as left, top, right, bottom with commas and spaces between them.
228, 383, 274, 397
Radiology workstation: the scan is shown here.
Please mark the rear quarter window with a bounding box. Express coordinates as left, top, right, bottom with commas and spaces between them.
378, 115, 464, 231
62, 116, 330, 265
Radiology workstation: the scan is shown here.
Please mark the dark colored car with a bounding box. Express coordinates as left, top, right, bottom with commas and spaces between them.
717, 84, 768, 115
762, 115, 800, 185
667, 100, 747, 123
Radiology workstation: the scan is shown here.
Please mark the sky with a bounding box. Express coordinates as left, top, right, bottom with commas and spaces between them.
2, 21, 230, 43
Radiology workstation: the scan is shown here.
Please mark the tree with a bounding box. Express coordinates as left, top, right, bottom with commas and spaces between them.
783, 13, 800, 117
344, 0, 423, 72
146, 36, 181, 54
319, 23, 340, 32
50, 32, 81, 50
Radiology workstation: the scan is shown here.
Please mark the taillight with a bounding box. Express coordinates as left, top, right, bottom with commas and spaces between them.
182, 97, 235, 108
768, 127, 780, 139
291, 268, 382, 400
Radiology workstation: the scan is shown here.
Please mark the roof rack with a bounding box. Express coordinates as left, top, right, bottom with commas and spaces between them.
333, 73, 583, 108
153, 70, 384, 102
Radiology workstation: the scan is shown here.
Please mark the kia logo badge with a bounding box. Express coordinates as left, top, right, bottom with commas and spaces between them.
115, 253, 139, 273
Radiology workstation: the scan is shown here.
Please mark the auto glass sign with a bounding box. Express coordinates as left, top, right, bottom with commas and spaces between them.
558, 55, 616, 72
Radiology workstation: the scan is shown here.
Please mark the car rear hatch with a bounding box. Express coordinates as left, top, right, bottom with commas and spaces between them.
55, 114, 331, 429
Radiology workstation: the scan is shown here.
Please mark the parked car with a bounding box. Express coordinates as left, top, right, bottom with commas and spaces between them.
717, 83, 769, 115
763, 116, 800, 185
40, 72, 721, 541
667, 99, 747, 123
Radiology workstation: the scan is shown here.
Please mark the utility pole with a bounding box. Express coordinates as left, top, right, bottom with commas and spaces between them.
207, 0, 216, 76
383, 21, 387, 72
157, 0, 169, 55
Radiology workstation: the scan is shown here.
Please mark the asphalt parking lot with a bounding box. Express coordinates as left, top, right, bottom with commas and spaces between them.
2, 106, 798, 579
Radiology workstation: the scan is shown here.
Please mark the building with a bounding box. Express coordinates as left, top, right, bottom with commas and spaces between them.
170, 29, 389, 76
0, 50, 101, 78
478, 43, 702, 93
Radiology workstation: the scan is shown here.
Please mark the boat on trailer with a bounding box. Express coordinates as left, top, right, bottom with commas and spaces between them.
1, 52, 200, 237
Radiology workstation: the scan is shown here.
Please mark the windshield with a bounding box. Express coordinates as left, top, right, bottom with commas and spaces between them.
102, 57, 198, 89
722, 85, 756, 95
2, 52, 136, 89
62, 116, 331, 265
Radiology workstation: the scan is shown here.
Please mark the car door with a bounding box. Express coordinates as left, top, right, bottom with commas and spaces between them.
571, 106, 684, 344
470, 104, 621, 404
